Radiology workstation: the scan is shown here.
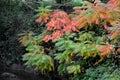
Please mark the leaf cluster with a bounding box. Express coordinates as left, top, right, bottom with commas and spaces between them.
20, 0, 120, 78
20, 32, 54, 73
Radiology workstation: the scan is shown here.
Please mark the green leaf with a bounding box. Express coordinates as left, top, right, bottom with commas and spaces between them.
67, 65, 80, 74
58, 64, 67, 74
55, 40, 65, 47
26, 45, 35, 52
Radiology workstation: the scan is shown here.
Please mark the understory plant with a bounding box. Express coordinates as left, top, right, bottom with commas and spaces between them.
20, 0, 120, 79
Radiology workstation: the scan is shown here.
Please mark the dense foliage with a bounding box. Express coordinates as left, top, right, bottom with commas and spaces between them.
0, 0, 38, 65
70, 58, 120, 80
1, 0, 120, 80
20, 0, 120, 79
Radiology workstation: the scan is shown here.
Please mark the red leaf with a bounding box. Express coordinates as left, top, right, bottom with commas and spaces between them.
51, 31, 63, 41
107, 0, 119, 10
74, 9, 83, 13
43, 35, 51, 42
71, 26, 79, 32
95, 19, 99, 24
97, 42, 114, 56
63, 25, 71, 31
104, 24, 109, 29
35, 17, 42, 23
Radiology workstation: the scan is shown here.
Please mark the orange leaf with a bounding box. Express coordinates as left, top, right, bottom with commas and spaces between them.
78, 22, 87, 29
99, 13, 106, 19
97, 42, 114, 56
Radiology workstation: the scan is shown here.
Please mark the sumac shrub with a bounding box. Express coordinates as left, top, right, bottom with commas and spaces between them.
20, 0, 120, 79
